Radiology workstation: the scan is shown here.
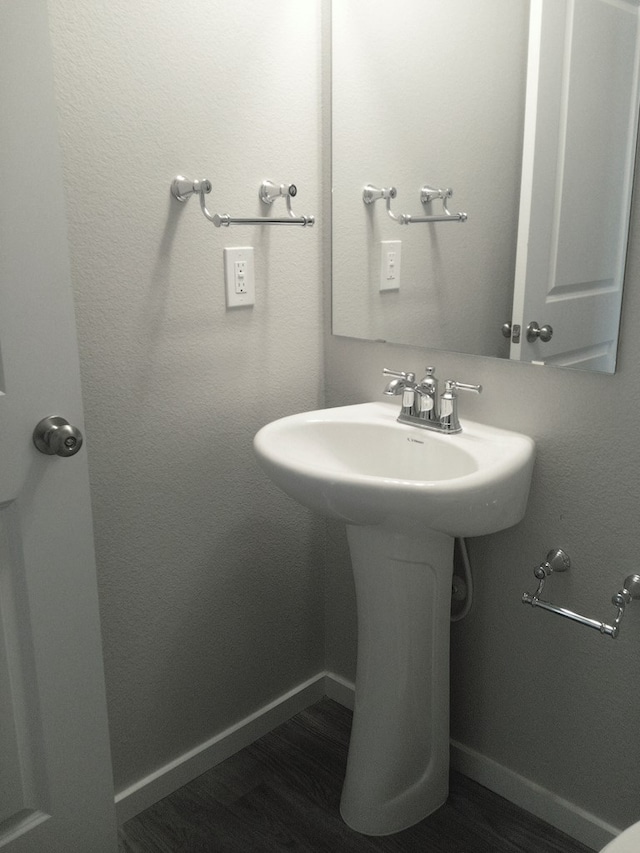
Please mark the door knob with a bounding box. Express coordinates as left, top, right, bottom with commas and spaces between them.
526, 321, 553, 343
501, 322, 521, 343
33, 416, 84, 457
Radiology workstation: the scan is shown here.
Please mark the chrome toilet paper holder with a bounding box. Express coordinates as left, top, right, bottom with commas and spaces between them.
522, 549, 640, 639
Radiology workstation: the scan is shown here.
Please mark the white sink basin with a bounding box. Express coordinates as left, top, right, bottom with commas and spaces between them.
254, 401, 535, 537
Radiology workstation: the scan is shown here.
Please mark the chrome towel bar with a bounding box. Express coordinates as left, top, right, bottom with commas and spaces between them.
363, 183, 467, 224
171, 176, 315, 227
522, 549, 640, 639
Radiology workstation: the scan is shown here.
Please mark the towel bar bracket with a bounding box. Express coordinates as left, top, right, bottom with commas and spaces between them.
171, 176, 212, 203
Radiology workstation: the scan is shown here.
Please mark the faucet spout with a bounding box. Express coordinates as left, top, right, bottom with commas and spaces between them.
415, 366, 439, 422
382, 368, 416, 416
383, 378, 405, 396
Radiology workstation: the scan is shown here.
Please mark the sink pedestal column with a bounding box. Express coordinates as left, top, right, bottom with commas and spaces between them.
340, 524, 455, 836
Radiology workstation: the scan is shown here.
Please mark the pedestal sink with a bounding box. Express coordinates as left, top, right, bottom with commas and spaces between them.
253, 401, 535, 835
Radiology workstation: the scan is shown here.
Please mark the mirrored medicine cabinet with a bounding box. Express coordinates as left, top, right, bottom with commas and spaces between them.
331, 0, 640, 373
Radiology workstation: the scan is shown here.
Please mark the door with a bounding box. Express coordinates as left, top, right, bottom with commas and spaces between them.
0, 0, 118, 850
510, 0, 640, 371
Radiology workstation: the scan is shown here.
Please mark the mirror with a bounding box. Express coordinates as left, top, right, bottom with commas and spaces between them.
331, 0, 640, 373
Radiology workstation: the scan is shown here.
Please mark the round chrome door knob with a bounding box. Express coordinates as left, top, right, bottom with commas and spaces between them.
526, 321, 553, 343
33, 416, 83, 458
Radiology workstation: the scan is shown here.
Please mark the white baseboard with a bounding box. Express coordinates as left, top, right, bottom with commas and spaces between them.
115, 670, 619, 852
450, 740, 619, 851
323, 670, 355, 710
115, 672, 326, 823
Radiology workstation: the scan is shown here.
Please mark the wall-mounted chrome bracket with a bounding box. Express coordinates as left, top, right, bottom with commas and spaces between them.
170, 176, 315, 227
259, 180, 297, 205
363, 184, 397, 205
171, 176, 212, 203
420, 186, 452, 205
522, 549, 640, 638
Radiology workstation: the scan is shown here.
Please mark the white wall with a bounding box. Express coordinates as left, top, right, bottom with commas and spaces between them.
47, 0, 325, 794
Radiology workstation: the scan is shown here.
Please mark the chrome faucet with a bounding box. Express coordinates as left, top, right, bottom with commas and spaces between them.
383, 367, 481, 434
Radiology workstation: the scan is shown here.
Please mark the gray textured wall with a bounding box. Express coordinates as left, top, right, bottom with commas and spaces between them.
47, 0, 325, 793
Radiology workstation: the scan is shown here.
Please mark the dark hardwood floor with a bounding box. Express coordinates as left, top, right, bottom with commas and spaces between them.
118, 699, 593, 853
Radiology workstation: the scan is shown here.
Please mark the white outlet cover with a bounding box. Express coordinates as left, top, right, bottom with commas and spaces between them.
379, 240, 401, 291
224, 246, 255, 307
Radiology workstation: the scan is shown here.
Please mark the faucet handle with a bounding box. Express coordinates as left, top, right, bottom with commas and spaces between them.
444, 379, 482, 395
383, 368, 416, 383
441, 380, 482, 428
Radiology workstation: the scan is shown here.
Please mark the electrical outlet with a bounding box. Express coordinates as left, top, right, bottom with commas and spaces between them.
379, 240, 401, 291
224, 247, 255, 307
